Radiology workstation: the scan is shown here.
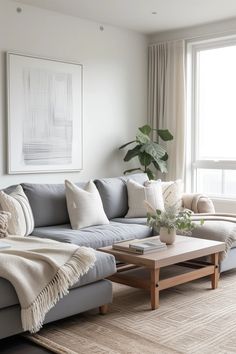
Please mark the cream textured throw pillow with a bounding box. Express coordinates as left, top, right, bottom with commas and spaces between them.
0, 185, 34, 236
65, 180, 109, 229
0, 211, 10, 238
182, 193, 215, 214
161, 180, 183, 210
126, 179, 164, 218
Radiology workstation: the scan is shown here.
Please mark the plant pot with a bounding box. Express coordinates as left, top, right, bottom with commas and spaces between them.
159, 227, 176, 245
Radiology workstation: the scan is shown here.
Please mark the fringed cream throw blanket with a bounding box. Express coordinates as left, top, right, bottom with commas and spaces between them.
190, 213, 236, 260
0, 236, 96, 333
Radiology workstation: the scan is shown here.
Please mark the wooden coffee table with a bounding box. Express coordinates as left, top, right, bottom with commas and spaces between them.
99, 235, 225, 310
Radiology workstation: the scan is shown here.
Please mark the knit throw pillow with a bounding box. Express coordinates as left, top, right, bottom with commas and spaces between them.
0, 185, 34, 236
182, 193, 215, 214
0, 211, 11, 238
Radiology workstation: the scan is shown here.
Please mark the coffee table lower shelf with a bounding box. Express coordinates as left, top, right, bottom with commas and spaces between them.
107, 253, 219, 310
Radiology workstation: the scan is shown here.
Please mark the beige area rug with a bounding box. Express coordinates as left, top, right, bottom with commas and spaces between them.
25, 270, 236, 354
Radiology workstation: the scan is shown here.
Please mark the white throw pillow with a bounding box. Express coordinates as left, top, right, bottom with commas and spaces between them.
161, 180, 183, 210
0, 211, 11, 238
126, 179, 164, 218
65, 180, 109, 229
0, 185, 34, 236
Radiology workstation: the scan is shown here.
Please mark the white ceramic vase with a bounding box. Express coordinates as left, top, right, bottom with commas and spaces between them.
159, 227, 176, 245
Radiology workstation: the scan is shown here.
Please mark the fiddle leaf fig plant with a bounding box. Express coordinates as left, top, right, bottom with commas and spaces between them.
119, 124, 173, 180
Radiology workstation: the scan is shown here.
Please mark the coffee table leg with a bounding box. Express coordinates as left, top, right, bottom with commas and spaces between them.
150, 268, 160, 310
211, 253, 219, 289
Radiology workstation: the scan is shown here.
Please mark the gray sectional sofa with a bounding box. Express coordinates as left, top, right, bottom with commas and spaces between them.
1, 172, 235, 339
0, 173, 152, 339
24, 173, 152, 247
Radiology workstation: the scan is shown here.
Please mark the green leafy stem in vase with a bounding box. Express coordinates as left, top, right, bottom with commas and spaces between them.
119, 124, 173, 180
146, 204, 204, 234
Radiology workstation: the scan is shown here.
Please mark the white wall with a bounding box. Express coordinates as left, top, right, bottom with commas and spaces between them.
0, 0, 148, 188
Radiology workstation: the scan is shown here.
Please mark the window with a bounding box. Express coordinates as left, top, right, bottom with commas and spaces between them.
187, 37, 236, 199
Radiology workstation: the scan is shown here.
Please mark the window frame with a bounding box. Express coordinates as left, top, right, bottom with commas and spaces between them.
186, 35, 236, 199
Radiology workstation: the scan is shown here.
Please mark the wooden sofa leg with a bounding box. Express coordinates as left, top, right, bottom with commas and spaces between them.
99, 304, 109, 315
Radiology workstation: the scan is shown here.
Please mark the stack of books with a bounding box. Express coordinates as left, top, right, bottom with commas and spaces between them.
112, 237, 167, 254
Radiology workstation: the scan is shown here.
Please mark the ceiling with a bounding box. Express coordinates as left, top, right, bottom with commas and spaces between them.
13, 0, 236, 34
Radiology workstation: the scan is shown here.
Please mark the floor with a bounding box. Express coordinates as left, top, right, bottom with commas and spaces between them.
2, 270, 236, 354
0, 336, 53, 354
22, 269, 236, 354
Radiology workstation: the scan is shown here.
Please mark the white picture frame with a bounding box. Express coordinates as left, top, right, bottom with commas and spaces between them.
7, 52, 83, 174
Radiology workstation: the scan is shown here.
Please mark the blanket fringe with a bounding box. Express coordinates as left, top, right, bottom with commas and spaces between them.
221, 227, 236, 261
21, 247, 96, 333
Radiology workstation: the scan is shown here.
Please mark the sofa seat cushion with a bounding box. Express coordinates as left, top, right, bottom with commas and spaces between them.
31, 221, 152, 249
0, 278, 18, 309
112, 217, 147, 225
0, 250, 115, 310
72, 251, 116, 288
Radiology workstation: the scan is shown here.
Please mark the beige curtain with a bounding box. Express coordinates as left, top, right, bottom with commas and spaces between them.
148, 40, 186, 181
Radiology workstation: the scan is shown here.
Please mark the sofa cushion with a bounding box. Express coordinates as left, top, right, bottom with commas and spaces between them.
0, 278, 18, 309
22, 182, 86, 227
32, 221, 152, 249
182, 193, 215, 214
161, 180, 183, 210
126, 179, 164, 218
0, 250, 115, 310
0, 212, 10, 237
65, 180, 109, 229
94, 173, 148, 219
2, 185, 18, 195
72, 251, 116, 288
0, 186, 34, 236
112, 217, 147, 225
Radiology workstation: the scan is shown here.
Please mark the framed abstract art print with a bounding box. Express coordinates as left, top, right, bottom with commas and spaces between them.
7, 52, 83, 174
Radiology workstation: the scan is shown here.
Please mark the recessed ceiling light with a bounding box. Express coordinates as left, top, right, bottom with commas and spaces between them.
152, 11, 157, 15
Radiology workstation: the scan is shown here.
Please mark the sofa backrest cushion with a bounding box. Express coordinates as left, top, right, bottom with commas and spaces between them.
2, 185, 19, 195
94, 173, 148, 219
22, 182, 86, 227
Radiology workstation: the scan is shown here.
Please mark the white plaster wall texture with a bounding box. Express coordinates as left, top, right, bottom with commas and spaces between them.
0, 0, 148, 188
